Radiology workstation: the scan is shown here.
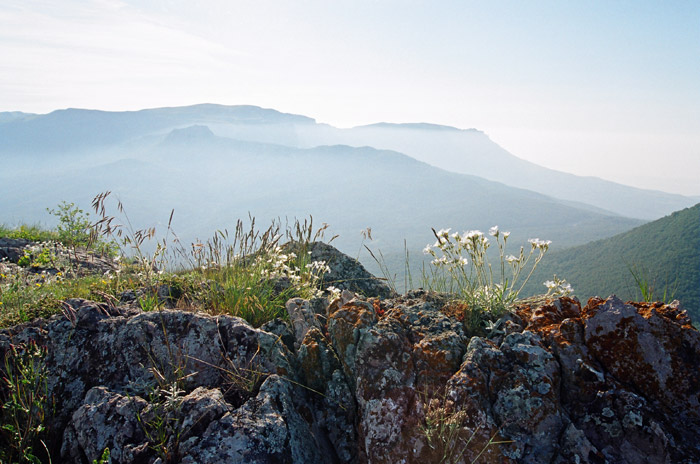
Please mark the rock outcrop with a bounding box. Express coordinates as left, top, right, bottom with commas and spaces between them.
0, 238, 118, 277
285, 241, 395, 299
1, 292, 699, 463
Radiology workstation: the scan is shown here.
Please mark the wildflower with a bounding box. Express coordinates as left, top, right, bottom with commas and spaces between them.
423, 244, 432, 255
528, 238, 552, 249
327, 285, 341, 300
489, 226, 499, 237
465, 230, 483, 240
503, 231, 511, 239
544, 276, 573, 296
436, 228, 451, 238
506, 255, 519, 264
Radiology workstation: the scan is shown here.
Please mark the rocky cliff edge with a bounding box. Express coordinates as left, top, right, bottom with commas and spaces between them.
1, 245, 699, 464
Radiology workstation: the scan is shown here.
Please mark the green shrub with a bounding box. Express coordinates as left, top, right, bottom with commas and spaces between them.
0, 341, 52, 464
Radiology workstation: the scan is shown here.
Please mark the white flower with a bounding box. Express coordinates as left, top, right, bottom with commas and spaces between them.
423, 244, 432, 255
489, 226, 499, 237
506, 255, 519, 263
327, 285, 341, 300
436, 228, 451, 238
529, 238, 552, 249
465, 230, 483, 240
503, 231, 511, 239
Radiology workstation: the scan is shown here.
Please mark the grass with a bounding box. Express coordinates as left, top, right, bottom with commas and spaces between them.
0, 196, 537, 463
0, 341, 52, 464
627, 261, 678, 305
1, 194, 333, 329
0, 224, 60, 243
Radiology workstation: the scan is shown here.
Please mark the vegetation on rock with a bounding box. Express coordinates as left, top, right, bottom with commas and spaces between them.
1, 195, 698, 463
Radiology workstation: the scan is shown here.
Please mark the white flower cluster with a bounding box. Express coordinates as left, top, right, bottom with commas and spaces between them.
544, 276, 574, 296
258, 245, 330, 297
422, 225, 558, 314
326, 285, 342, 301
528, 238, 552, 250
424, 227, 507, 267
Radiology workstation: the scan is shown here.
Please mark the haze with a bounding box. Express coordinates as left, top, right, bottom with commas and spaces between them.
1, 0, 699, 196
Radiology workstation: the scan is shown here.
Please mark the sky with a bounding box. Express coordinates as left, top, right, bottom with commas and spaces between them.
1, 0, 699, 196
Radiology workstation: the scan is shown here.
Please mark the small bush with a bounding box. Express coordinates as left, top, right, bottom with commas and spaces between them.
0, 341, 52, 464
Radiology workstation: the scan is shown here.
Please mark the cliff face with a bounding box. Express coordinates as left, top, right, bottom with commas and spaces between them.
1, 290, 699, 463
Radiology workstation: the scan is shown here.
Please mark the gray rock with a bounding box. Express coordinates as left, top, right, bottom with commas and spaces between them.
61, 386, 150, 463
3, 292, 700, 463
284, 241, 395, 298
180, 375, 327, 464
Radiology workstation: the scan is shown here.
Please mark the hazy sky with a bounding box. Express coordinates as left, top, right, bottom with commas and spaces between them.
2, 0, 699, 196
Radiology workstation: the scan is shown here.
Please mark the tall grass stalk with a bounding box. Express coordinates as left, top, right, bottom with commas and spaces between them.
627, 262, 678, 304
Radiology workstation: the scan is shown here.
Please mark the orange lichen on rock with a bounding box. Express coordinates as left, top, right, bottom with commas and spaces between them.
628, 300, 696, 328
441, 301, 468, 322
516, 296, 582, 337
583, 296, 700, 423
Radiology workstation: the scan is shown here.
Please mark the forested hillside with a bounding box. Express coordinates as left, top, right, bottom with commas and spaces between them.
529, 204, 700, 320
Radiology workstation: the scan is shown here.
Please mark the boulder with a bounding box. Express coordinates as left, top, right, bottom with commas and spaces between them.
1, 293, 699, 463
285, 241, 395, 298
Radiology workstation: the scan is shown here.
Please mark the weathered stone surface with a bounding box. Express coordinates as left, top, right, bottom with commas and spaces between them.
297, 326, 358, 463
61, 386, 150, 463
0, 302, 297, 459
286, 297, 325, 350
285, 241, 395, 298
180, 375, 328, 464
327, 290, 469, 463
0, 237, 32, 262
0, 238, 118, 276
2, 291, 699, 463
517, 295, 700, 463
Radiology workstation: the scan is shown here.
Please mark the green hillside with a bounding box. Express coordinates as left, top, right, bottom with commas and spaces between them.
529, 204, 700, 320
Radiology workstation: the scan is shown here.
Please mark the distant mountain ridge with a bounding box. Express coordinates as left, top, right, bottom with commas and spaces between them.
3, 103, 692, 219
0, 104, 315, 154
290, 122, 696, 220
0, 121, 643, 268
357, 122, 471, 132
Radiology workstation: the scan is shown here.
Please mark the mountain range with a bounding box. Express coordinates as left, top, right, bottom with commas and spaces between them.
1, 103, 697, 307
